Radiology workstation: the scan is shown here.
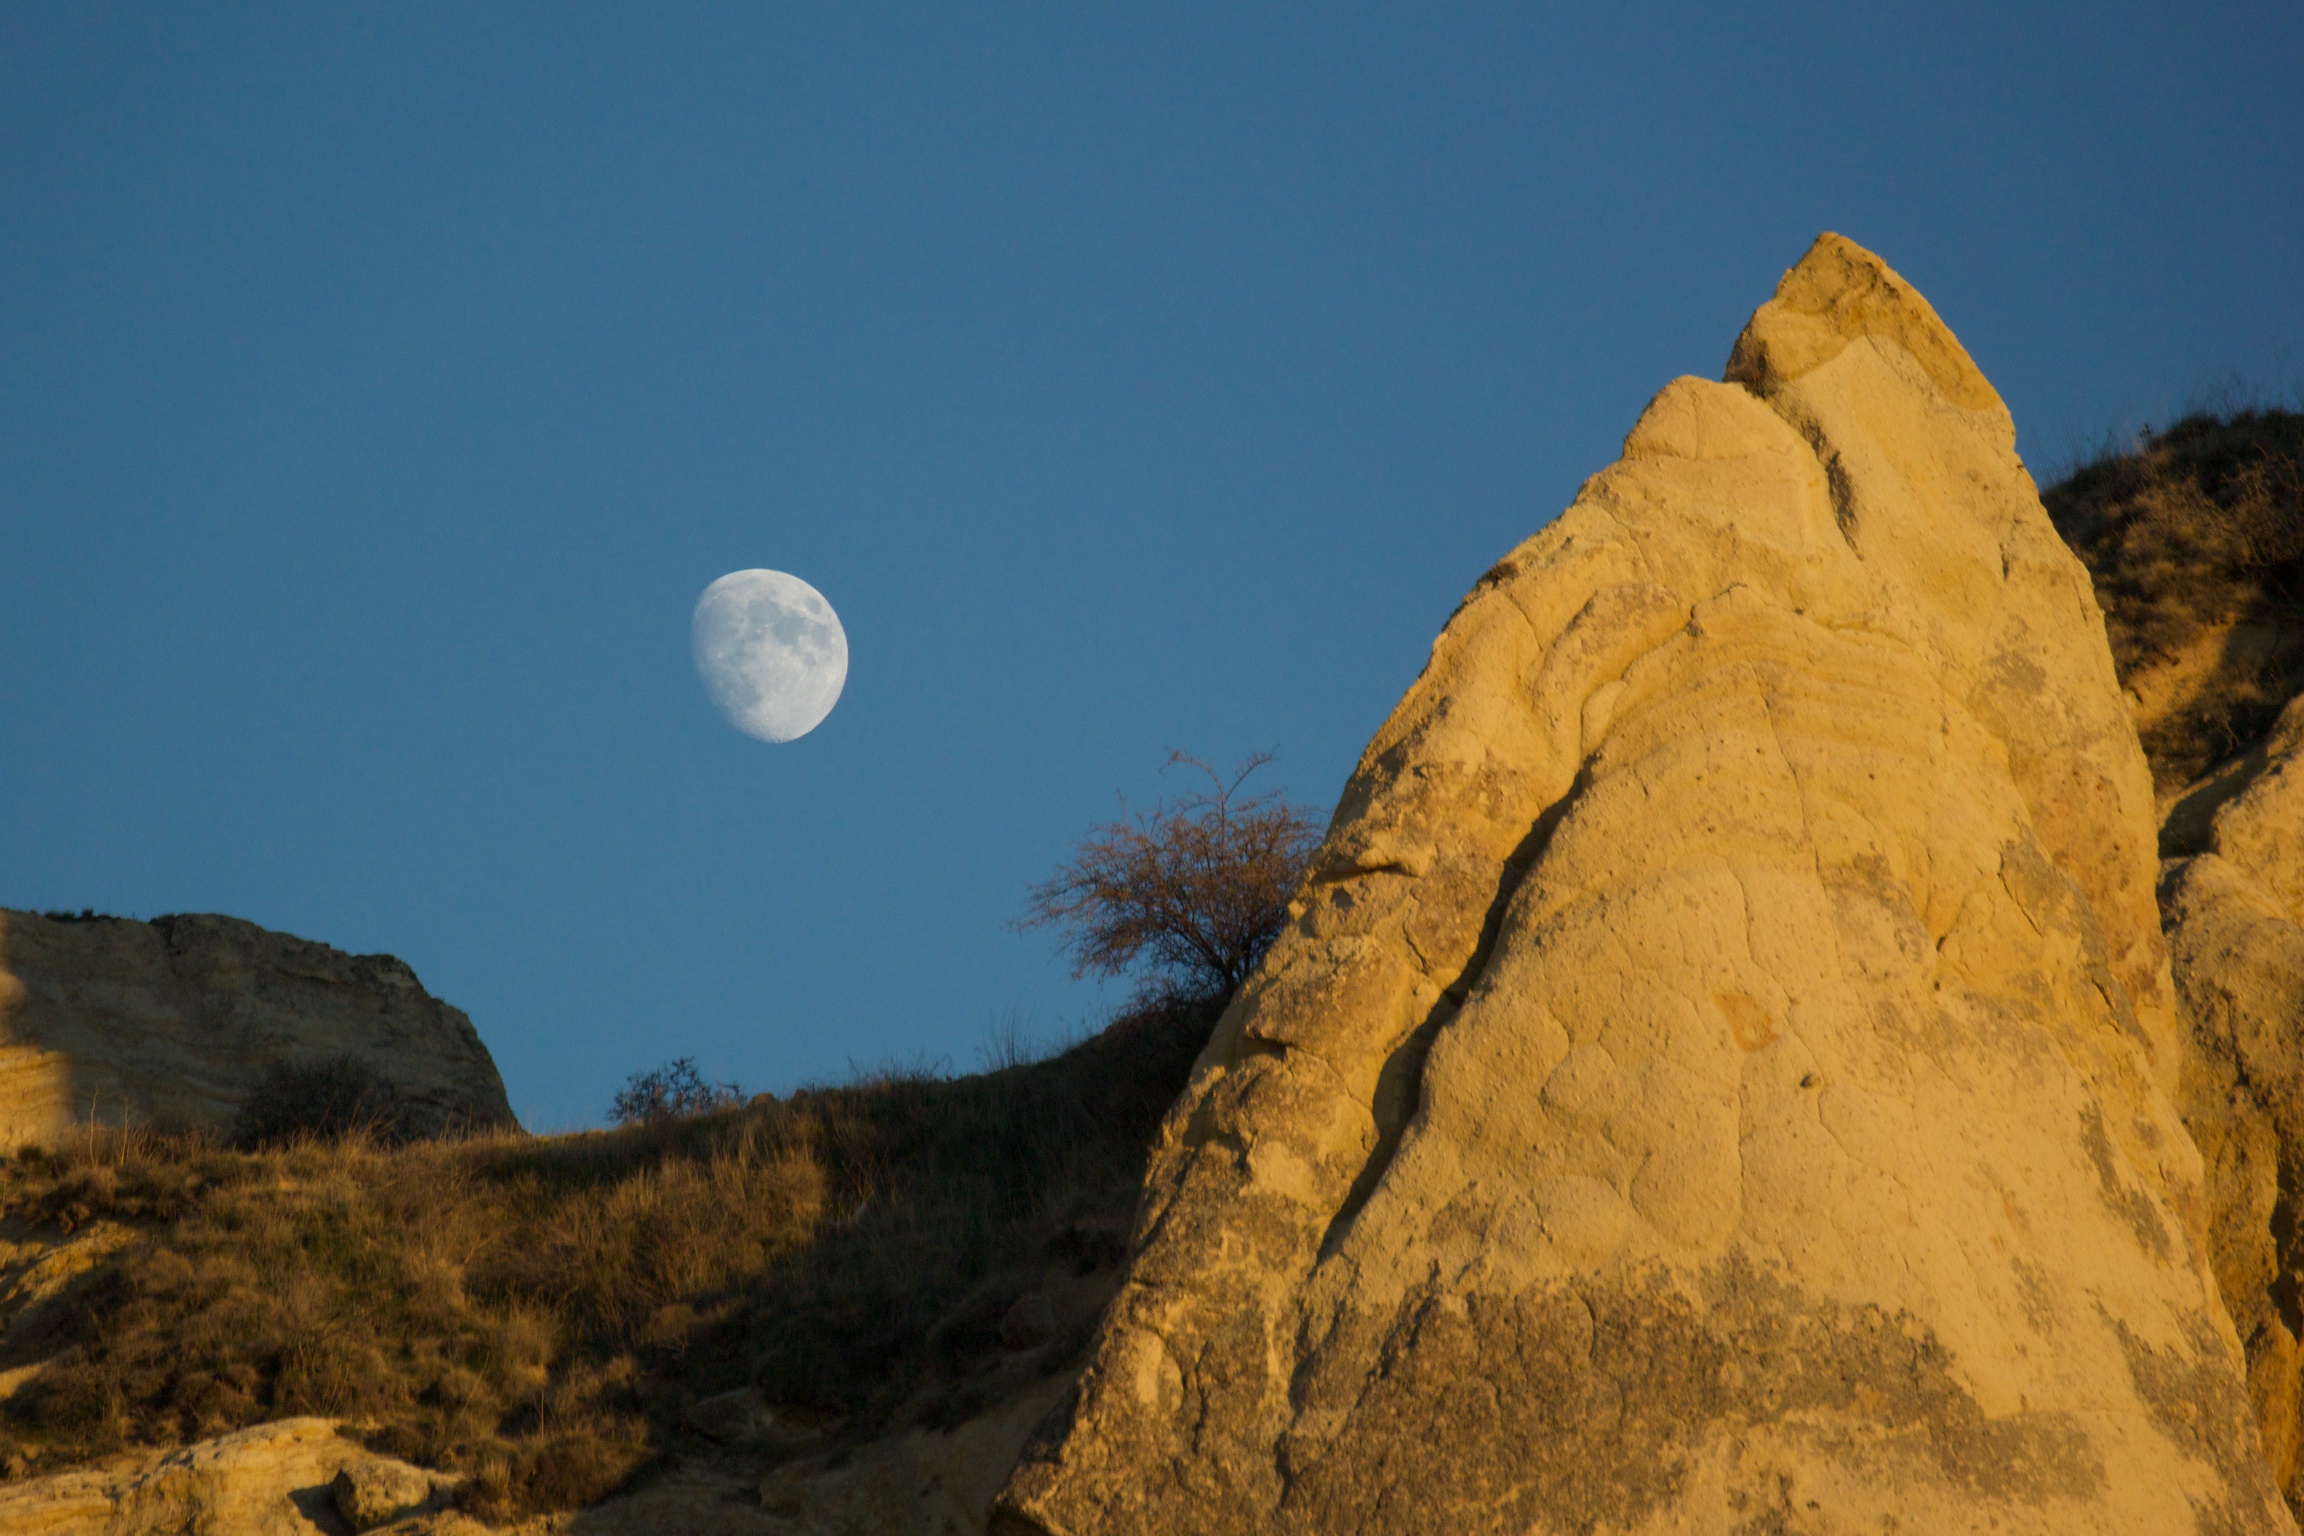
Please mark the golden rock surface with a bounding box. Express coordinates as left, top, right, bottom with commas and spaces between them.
993, 235, 2292, 1534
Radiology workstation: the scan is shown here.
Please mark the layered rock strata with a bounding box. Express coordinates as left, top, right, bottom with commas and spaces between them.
2163, 693, 2304, 1510
0, 910, 515, 1142
995, 236, 2292, 1533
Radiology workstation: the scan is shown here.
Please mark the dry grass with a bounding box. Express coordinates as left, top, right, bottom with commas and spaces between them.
2045, 408, 2304, 786
0, 998, 1216, 1522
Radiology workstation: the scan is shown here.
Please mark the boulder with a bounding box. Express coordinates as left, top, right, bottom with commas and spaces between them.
332, 1458, 444, 1530
2162, 692, 2304, 1510
681, 1386, 830, 1449
999, 1290, 1058, 1352
993, 235, 2291, 1533
0, 910, 515, 1144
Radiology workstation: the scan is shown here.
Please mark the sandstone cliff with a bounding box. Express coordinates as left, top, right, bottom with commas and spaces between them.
0, 910, 515, 1143
2161, 695, 2304, 1511
2040, 402, 2304, 1515
994, 235, 2292, 1533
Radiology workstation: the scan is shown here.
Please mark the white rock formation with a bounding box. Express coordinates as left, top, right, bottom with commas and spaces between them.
993, 235, 2291, 1534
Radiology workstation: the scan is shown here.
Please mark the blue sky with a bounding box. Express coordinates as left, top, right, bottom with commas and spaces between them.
3, 4, 2298, 1128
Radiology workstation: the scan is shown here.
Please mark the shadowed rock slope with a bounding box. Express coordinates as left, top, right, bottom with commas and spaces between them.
0, 910, 515, 1142
2163, 700, 2304, 1511
994, 235, 2293, 1534
2041, 405, 2304, 1516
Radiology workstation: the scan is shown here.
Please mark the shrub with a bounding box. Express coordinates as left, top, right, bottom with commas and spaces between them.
609, 1058, 742, 1127
1017, 752, 1321, 1005
230, 1055, 407, 1150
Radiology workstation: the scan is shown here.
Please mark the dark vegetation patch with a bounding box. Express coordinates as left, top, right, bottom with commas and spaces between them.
0, 998, 1217, 1523
231, 1055, 412, 1150
610, 1057, 743, 1128
2044, 408, 2304, 787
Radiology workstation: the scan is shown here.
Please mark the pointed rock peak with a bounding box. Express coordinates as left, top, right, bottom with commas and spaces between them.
1620, 374, 1806, 463
1725, 232, 1999, 413
993, 234, 2272, 1536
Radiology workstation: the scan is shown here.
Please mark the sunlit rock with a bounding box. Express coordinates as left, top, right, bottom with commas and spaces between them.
993, 235, 2291, 1535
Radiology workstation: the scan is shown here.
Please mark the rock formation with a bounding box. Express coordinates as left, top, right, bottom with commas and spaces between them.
0, 1389, 1065, 1536
994, 235, 2294, 1533
0, 910, 515, 1143
0, 1418, 458, 1535
2162, 693, 2304, 1510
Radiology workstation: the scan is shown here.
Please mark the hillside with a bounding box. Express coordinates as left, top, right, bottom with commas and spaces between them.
0, 1000, 1215, 1529
2044, 407, 2304, 790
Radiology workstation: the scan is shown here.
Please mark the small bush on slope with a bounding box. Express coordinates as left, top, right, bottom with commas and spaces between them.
0, 997, 1217, 1523
2045, 408, 2304, 787
610, 1057, 743, 1127
230, 1054, 409, 1149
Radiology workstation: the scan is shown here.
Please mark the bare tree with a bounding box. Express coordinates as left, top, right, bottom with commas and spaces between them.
1018, 753, 1322, 1005
611, 1057, 743, 1127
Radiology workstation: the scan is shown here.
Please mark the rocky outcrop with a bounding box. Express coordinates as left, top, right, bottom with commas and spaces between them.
2036, 393, 2304, 1511
0, 1390, 1070, 1536
994, 235, 2291, 1533
0, 1217, 137, 1384
0, 911, 515, 1143
2162, 693, 2304, 1510
0, 1418, 459, 1535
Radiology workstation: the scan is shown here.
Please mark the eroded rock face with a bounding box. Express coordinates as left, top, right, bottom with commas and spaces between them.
0, 910, 515, 1143
2163, 693, 2304, 1511
994, 236, 2291, 1534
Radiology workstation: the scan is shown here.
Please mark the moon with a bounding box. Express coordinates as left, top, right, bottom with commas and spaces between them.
691, 570, 848, 742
